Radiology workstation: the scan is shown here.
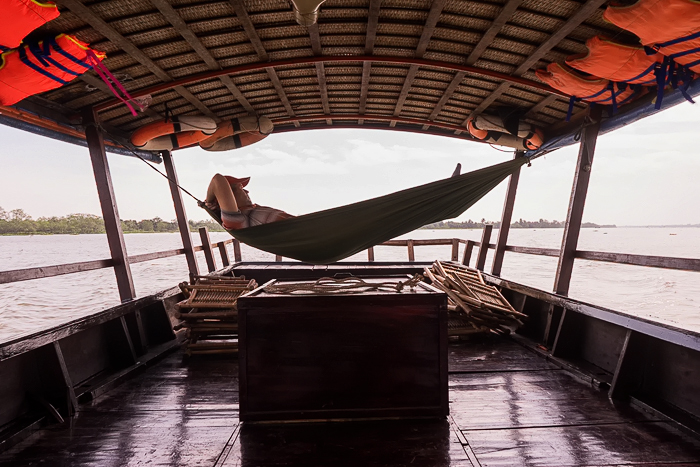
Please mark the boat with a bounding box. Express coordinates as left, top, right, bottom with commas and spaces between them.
1, 0, 700, 465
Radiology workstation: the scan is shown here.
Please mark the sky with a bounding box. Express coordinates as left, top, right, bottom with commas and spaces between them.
1, 100, 699, 226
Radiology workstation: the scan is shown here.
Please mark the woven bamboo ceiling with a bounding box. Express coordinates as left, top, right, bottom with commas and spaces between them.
23, 0, 630, 148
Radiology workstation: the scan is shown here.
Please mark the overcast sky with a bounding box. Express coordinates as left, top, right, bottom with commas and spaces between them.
1, 100, 698, 226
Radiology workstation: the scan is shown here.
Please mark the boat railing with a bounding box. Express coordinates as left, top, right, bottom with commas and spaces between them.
1, 226, 698, 289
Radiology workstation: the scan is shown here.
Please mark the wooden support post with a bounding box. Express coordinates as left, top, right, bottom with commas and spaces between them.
492, 151, 523, 276
199, 227, 216, 272
83, 108, 135, 302
162, 151, 200, 277
53, 342, 78, 416
218, 242, 230, 267
120, 316, 138, 364
275, 255, 283, 262
368, 246, 375, 262
462, 240, 474, 266
233, 239, 242, 262
451, 239, 460, 262
407, 239, 415, 262
554, 105, 602, 296
476, 225, 493, 271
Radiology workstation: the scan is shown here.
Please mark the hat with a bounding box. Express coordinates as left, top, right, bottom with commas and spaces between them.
224, 175, 250, 187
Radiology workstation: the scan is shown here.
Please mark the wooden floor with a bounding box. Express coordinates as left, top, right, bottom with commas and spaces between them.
2, 336, 700, 466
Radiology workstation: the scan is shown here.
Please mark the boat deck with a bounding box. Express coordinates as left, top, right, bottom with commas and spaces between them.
1, 336, 700, 466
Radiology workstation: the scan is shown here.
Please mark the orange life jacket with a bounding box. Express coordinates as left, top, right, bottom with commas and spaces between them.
0, 34, 105, 106
0, 0, 60, 49
536, 62, 640, 120
566, 36, 662, 85
604, 0, 700, 73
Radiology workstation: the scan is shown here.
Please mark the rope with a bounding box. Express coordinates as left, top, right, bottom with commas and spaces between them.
98, 125, 205, 205
262, 274, 424, 295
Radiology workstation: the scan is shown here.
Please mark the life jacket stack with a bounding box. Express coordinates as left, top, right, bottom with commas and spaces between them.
604, 0, 700, 108
535, 0, 699, 120
0, 0, 59, 50
0, 0, 106, 106
1, 34, 106, 105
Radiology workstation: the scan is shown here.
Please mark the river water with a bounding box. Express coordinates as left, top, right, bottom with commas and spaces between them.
0, 227, 698, 342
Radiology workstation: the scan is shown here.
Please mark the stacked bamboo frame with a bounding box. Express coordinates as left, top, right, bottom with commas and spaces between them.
424, 261, 525, 335
175, 275, 257, 355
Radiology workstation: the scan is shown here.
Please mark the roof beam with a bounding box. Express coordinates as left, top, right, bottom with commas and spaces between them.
458, 0, 608, 130
465, 0, 523, 67
525, 94, 559, 118
58, 0, 218, 121
392, 0, 446, 125
359, 0, 382, 123
424, 0, 521, 128
229, 0, 299, 126
308, 23, 331, 125
272, 114, 478, 137
95, 55, 565, 113
151, 0, 254, 115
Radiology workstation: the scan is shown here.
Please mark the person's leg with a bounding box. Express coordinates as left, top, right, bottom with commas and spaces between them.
205, 174, 239, 213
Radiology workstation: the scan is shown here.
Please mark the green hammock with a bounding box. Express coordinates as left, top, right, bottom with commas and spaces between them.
203, 157, 526, 264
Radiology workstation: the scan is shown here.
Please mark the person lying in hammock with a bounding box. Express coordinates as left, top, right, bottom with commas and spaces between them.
204, 174, 295, 230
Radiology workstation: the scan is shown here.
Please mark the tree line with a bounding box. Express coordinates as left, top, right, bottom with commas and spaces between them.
0, 207, 225, 235
422, 218, 615, 229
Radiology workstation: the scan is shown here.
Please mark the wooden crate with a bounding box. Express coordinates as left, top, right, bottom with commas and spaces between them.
237, 276, 448, 422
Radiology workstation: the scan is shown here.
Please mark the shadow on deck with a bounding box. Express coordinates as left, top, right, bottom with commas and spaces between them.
1, 336, 699, 466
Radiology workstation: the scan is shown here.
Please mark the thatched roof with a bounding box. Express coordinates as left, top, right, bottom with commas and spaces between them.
5, 0, 641, 154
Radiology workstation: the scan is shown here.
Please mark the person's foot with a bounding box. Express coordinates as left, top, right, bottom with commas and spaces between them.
451, 163, 462, 177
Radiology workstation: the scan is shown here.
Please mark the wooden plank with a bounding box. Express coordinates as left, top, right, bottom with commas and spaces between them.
307, 24, 331, 124
407, 239, 415, 262
199, 227, 216, 273
367, 246, 375, 262
427, 0, 521, 126
554, 105, 602, 296
462, 240, 475, 266
451, 239, 459, 262
228, 0, 269, 60
162, 151, 200, 276
52, 341, 78, 415
119, 316, 138, 364
129, 249, 184, 264
576, 250, 700, 272
392, 0, 446, 120
0, 259, 114, 285
218, 243, 231, 267
0, 287, 181, 362
491, 152, 523, 276
525, 94, 558, 118
504, 245, 559, 257
84, 108, 135, 302
358, 0, 382, 122
233, 239, 242, 262
151, 0, 253, 114
466, 0, 522, 66
96, 55, 565, 113
228, 0, 297, 125
475, 225, 493, 271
